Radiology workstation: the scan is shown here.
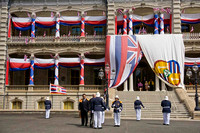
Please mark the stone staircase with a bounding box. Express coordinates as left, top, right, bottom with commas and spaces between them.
116, 91, 191, 119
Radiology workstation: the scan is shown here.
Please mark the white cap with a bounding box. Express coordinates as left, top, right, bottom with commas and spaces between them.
115, 95, 119, 99
46, 97, 49, 100
165, 96, 168, 100
136, 96, 140, 100
96, 92, 100, 97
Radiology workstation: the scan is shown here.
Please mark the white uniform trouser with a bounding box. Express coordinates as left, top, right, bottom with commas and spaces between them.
101, 111, 105, 124
114, 112, 120, 125
94, 111, 102, 128
135, 109, 141, 120
163, 113, 170, 124
45, 109, 50, 118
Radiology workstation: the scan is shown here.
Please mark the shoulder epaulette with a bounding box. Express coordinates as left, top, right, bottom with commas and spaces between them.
112, 101, 115, 104
87, 98, 89, 101
79, 99, 82, 102
119, 101, 122, 103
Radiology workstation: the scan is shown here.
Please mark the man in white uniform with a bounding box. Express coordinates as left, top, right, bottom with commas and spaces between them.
161, 96, 171, 125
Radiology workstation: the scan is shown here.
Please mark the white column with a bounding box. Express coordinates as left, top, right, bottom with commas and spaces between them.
123, 80, 128, 91
55, 12, 60, 38
129, 73, 134, 91
54, 54, 59, 85
155, 75, 160, 91
161, 81, 166, 91
129, 14, 133, 35
160, 12, 164, 34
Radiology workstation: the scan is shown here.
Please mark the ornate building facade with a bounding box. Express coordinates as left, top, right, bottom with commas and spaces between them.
0, 0, 199, 116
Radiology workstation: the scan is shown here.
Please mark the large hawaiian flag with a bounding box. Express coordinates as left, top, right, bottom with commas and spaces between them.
105, 35, 142, 88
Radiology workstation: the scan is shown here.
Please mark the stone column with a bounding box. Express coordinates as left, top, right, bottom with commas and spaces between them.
172, 0, 181, 34
161, 81, 166, 91
123, 80, 128, 91
160, 11, 164, 34
123, 14, 127, 35
79, 54, 85, 85
31, 13, 36, 42
155, 75, 160, 91
107, 2, 115, 35
129, 73, 134, 91
55, 12, 60, 39
81, 14, 85, 37
29, 55, 34, 85
5, 56, 9, 85
154, 11, 159, 34
54, 54, 59, 85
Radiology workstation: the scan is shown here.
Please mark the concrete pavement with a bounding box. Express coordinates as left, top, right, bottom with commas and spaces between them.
0, 114, 199, 133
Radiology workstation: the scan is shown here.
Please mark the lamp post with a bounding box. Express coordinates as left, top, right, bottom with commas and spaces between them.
98, 64, 115, 110
186, 63, 200, 111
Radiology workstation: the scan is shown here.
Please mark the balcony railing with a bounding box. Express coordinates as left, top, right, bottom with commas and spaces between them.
185, 85, 200, 91
6, 85, 105, 92
183, 33, 200, 40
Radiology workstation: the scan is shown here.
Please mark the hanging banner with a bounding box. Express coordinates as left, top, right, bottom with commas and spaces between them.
85, 16, 107, 26
58, 58, 80, 68
84, 58, 105, 66
136, 34, 185, 87
105, 35, 142, 88
12, 17, 32, 31
185, 57, 200, 67
181, 13, 200, 24
35, 17, 56, 28
131, 14, 154, 27
34, 58, 55, 69
60, 16, 81, 26
9, 58, 30, 71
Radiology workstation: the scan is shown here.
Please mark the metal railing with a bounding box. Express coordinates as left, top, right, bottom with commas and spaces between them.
185, 85, 200, 90
183, 33, 200, 40
85, 35, 106, 42
60, 35, 80, 42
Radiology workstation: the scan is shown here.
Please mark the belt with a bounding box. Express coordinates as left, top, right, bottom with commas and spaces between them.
95, 105, 102, 107
135, 105, 140, 107
163, 106, 170, 108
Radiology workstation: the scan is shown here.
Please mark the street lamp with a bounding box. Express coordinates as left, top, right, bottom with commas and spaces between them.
98, 63, 115, 110
186, 63, 200, 111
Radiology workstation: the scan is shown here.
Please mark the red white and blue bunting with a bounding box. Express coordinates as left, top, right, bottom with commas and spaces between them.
181, 13, 200, 24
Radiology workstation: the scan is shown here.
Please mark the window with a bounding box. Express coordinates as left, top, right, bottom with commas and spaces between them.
94, 68, 102, 85
12, 101, 22, 109
181, 24, 190, 32
38, 101, 45, 109
48, 68, 55, 85
10, 69, 30, 85
71, 26, 80, 35
94, 27, 103, 35
64, 101, 74, 109
71, 68, 80, 85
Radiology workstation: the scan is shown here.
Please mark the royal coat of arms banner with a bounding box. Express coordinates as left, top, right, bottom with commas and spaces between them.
136, 34, 185, 88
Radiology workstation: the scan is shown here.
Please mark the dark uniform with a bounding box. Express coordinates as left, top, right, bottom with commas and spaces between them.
134, 100, 144, 120
111, 100, 123, 126
91, 97, 106, 129
161, 100, 171, 125
79, 98, 90, 126
89, 97, 95, 127
44, 100, 51, 119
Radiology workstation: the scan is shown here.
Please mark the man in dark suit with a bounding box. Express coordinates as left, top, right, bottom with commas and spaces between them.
161, 96, 171, 125
89, 94, 96, 128
79, 94, 90, 126
44, 97, 51, 119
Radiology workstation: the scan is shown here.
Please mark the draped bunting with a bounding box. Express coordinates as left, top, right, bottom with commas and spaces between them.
85, 16, 107, 26
185, 57, 200, 67
60, 16, 81, 26
35, 17, 56, 28
181, 13, 200, 24
131, 14, 154, 27
9, 57, 105, 71
9, 58, 30, 71
164, 13, 170, 26
12, 17, 32, 31
34, 58, 55, 69
117, 15, 123, 26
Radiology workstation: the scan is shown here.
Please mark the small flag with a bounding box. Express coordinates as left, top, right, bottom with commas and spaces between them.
190, 26, 194, 33
103, 11, 105, 16
25, 38, 28, 44
125, 9, 129, 13
84, 52, 90, 55
68, 31, 71, 37
50, 54, 54, 58
86, 32, 88, 35
43, 31, 46, 37
50, 84, 67, 94
51, 12, 54, 18
138, 28, 141, 34
63, 34, 66, 37
94, 30, 96, 37
167, 26, 170, 33
19, 31, 21, 38
153, 8, 160, 12
84, 12, 87, 16
118, 29, 121, 34
160, 8, 166, 13
77, 12, 80, 16
117, 9, 123, 15
24, 55, 27, 61
132, 6, 135, 11
142, 27, 147, 34
27, 13, 31, 17
181, 9, 185, 14
166, 8, 171, 14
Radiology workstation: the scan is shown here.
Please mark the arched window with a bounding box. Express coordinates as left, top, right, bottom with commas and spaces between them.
38, 101, 45, 109
64, 101, 74, 109
12, 101, 22, 109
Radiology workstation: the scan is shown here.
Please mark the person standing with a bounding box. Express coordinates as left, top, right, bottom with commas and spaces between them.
145, 81, 149, 91
92, 92, 106, 129
79, 94, 90, 126
138, 81, 143, 91
89, 94, 96, 128
134, 96, 145, 121
111, 95, 123, 127
101, 97, 106, 124
44, 97, 51, 119
161, 96, 171, 125
148, 78, 155, 91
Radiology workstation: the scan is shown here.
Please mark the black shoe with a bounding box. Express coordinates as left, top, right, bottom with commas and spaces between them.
163, 123, 166, 125
98, 127, 102, 129
114, 125, 117, 127
94, 127, 98, 129
117, 125, 120, 127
